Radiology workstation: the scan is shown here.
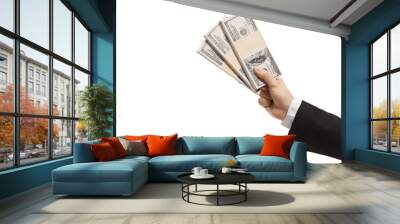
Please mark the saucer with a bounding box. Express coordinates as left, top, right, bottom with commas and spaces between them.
190, 174, 215, 179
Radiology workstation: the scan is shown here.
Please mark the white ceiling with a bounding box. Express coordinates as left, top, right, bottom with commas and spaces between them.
165, 0, 384, 38
225, 0, 352, 22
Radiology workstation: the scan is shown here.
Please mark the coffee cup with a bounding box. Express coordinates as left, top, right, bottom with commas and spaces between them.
199, 169, 208, 176
191, 167, 202, 176
221, 167, 232, 174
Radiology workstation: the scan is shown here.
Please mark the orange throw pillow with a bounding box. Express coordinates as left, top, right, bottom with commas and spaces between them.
124, 135, 149, 141
91, 142, 117, 161
146, 134, 178, 157
260, 134, 296, 159
101, 137, 127, 158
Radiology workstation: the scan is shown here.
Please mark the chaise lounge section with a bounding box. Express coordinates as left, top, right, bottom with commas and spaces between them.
52, 136, 307, 196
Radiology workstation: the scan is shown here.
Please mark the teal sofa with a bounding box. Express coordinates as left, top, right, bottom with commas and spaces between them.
52, 136, 307, 196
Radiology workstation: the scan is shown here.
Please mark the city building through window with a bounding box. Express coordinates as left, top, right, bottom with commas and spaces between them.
0, 0, 91, 170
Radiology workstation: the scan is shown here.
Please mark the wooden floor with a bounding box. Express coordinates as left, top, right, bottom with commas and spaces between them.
1, 162, 400, 224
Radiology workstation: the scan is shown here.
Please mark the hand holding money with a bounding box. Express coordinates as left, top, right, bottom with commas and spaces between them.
254, 67, 293, 120
198, 16, 281, 93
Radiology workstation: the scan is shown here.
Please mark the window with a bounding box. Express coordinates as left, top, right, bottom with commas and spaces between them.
42, 85, 46, 97
28, 67, 34, 80
370, 23, 400, 153
35, 70, 40, 81
0, 116, 13, 170
28, 81, 34, 94
75, 18, 89, 70
0, 0, 14, 31
0, 34, 13, 113
0, 1, 91, 170
35, 84, 40, 95
53, 59, 71, 117
0, 71, 6, 84
53, 119, 72, 158
20, 0, 49, 48
0, 55, 7, 67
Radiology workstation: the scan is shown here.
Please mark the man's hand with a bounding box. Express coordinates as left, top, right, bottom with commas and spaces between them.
254, 67, 293, 120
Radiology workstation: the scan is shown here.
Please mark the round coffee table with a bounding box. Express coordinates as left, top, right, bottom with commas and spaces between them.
177, 173, 255, 206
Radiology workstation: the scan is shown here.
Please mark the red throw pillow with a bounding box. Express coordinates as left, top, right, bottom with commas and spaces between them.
259, 134, 296, 159
146, 134, 178, 157
101, 137, 127, 158
124, 135, 149, 141
91, 142, 117, 161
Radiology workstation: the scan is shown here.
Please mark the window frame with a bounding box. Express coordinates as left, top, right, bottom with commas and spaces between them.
370, 21, 400, 154
0, 0, 91, 171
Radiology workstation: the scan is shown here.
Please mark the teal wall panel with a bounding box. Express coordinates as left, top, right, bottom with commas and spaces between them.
0, 158, 72, 199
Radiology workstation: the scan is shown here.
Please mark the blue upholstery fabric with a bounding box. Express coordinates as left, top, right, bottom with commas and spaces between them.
149, 154, 234, 172
236, 155, 293, 172
289, 141, 307, 181
178, 136, 236, 155
73, 140, 100, 163
235, 137, 263, 155
52, 158, 148, 195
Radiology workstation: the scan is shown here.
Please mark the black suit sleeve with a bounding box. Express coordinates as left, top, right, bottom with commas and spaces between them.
288, 101, 341, 159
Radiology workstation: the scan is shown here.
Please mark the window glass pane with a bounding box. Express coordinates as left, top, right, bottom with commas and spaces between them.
372, 121, 388, 151
74, 69, 89, 118
391, 120, 400, 153
53, 59, 72, 117
20, 44, 49, 115
372, 33, 387, 76
0, 34, 14, 112
392, 24, 400, 70
75, 18, 89, 69
0, 116, 13, 170
53, 119, 72, 157
391, 72, 400, 118
75, 120, 88, 143
0, 0, 13, 31
53, 0, 72, 60
20, 0, 49, 49
20, 117, 49, 165
372, 77, 387, 119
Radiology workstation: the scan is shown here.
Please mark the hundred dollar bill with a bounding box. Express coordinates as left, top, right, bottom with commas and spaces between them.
197, 40, 249, 88
221, 16, 281, 90
204, 23, 255, 92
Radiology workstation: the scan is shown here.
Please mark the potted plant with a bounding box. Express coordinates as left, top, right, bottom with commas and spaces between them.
79, 84, 114, 140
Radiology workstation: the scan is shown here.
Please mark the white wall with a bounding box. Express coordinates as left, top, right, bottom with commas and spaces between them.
117, 0, 341, 163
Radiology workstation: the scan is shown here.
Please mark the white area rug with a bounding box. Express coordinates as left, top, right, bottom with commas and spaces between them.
38, 183, 361, 214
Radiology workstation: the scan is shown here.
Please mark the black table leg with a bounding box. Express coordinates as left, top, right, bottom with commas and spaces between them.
216, 184, 219, 206
245, 183, 247, 201
195, 184, 197, 192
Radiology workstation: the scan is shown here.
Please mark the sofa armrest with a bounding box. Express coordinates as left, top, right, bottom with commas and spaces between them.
289, 141, 307, 181
74, 141, 98, 163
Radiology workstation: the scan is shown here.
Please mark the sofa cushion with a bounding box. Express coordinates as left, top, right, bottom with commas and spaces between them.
260, 134, 296, 159
147, 134, 178, 157
235, 137, 263, 155
236, 155, 293, 172
178, 137, 236, 155
149, 154, 235, 172
53, 159, 147, 183
101, 137, 127, 158
91, 142, 118, 161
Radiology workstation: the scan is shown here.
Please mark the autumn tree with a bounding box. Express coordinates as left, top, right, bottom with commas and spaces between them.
372, 99, 400, 144
0, 84, 60, 153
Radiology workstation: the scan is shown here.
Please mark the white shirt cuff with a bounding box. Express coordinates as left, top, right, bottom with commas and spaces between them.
281, 98, 302, 129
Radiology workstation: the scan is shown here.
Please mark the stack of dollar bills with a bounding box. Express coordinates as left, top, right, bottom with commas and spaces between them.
198, 16, 281, 94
